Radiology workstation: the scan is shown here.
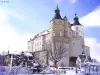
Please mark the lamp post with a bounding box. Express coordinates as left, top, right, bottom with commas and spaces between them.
93, 65, 94, 75
85, 64, 86, 74
76, 65, 78, 74
89, 65, 91, 75
96, 66, 98, 75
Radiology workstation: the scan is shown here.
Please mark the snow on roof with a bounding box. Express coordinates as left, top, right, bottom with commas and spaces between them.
8, 51, 21, 55
24, 53, 32, 57
65, 70, 76, 75
33, 29, 50, 38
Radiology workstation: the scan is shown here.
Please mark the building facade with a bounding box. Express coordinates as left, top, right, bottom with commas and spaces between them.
28, 6, 90, 67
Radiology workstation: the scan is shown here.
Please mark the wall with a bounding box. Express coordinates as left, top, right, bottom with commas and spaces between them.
85, 46, 90, 56
33, 36, 43, 52
71, 25, 84, 37
69, 37, 84, 57
28, 40, 33, 52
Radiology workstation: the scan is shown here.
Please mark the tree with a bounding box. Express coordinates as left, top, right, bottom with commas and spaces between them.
47, 42, 67, 68
30, 52, 35, 63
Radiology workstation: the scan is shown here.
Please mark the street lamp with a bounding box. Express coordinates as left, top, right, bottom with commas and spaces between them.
79, 52, 86, 66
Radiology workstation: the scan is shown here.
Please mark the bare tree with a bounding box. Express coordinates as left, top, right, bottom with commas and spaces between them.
47, 42, 67, 68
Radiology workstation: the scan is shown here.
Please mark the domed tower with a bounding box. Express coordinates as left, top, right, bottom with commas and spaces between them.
69, 14, 85, 66
71, 13, 85, 53
71, 13, 84, 37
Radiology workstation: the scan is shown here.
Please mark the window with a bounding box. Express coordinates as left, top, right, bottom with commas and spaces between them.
29, 57, 33, 60
60, 31, 63, 36
28, 42, 30, 45
73, 43, 75, 44
77, 27, 78, 29
53, 20, 55, 23
59, 21, 62, 24
82, 44, 84, 48
81, 40, 84, 43
52, 32, 55, 36
76, 27, 78, 30
76, 32, 78, 35
28, 46, 30, 49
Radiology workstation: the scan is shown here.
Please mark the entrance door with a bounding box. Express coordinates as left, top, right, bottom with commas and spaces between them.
69, 57, 77, 67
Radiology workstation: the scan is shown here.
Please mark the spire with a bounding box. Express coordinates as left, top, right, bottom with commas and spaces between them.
8, 50, 9, 54
63, 15, 67, 20
73, 13, 81, 25
75, 13, 77, 17
55, 4, 59, 12
74, 13, 78, 18
52, 5, 62, 20
64, 15, 67, 19
56, 4, 59, 10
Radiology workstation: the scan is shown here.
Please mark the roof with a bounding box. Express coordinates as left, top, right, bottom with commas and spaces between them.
33, 29, 50, 39
7, 51, 21, 55
72, 13, 81, 26
24, 53, 32, 57
52, 5, 62, 20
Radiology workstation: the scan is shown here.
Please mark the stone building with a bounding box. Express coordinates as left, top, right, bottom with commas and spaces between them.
28, 5, 90, 67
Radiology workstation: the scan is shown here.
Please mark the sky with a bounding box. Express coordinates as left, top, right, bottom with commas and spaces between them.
0, 0, 100, 61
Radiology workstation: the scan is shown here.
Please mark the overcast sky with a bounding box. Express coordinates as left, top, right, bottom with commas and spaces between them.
0, 0, 100, 61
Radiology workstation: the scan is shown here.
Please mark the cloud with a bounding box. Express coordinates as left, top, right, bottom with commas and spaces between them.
85, 38, 100, 62
80, 6, 100, 27
80, 6, 100, 62
0, 9, 6, 21
0, 9, 34, 53
0, 23, 34, 53
68, 0, 78, 4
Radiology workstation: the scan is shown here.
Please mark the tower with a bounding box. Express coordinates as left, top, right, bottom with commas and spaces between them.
50, 5, 64, 42
71, 13, 84, 37
69, 14, 85, 66
71, 14, 89, 62
50, 5, 70, 66
50, 5, 70, 43
71, 14, 85, 53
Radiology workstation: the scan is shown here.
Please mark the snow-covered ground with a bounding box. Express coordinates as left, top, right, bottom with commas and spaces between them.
0, 66, 100, 75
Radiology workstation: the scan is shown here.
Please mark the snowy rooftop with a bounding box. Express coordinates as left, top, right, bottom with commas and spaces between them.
24, 53, 32, 56
4, 51, 33, 57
